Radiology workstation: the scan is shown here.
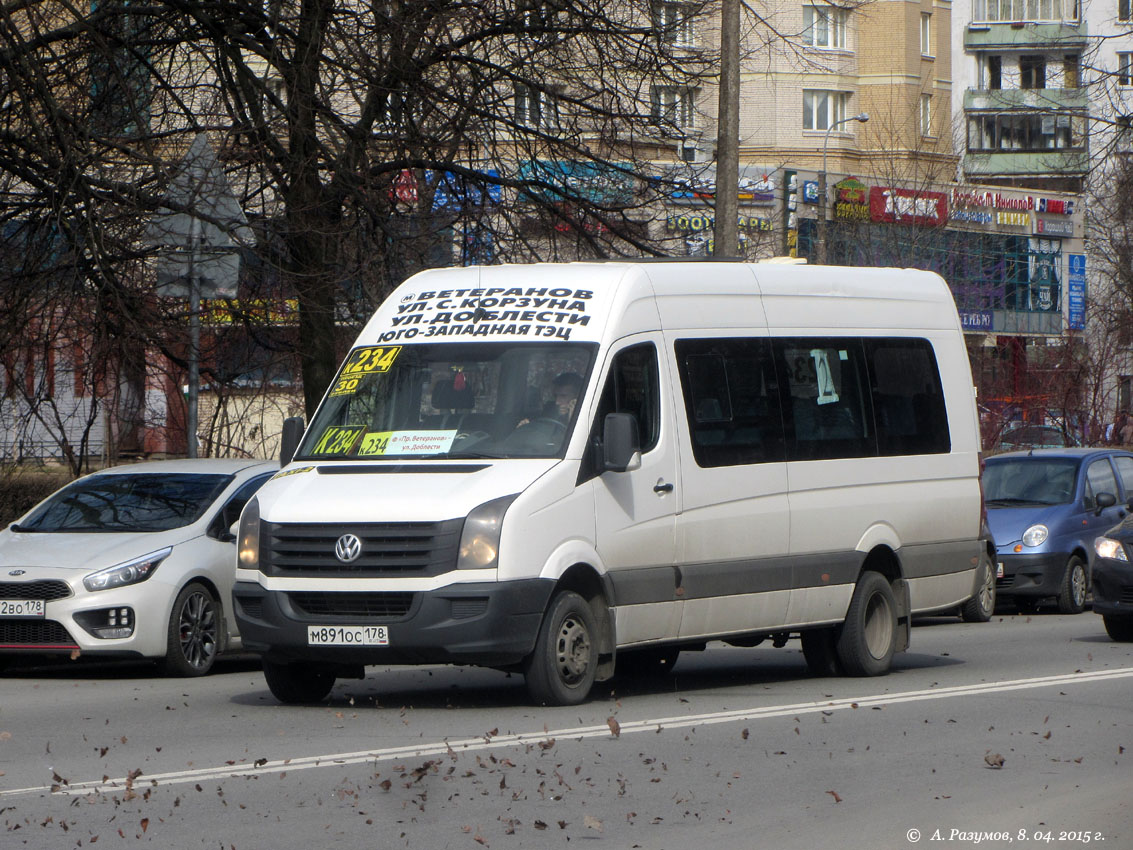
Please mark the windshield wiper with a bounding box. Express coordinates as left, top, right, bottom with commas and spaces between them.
986, 498, 1044, 506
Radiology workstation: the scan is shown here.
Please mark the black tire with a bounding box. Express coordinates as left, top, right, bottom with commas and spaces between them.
961, 554, 997, 623
1014, 597, 1040, 615
617, 646, 680, 679
524, 591, 599, 706
163, 582, 220, 677
836, 571, 897, 677
801, 628, 842, 677
1056, 555, 1088, 614
262, 659, 336, 704
1102, 615, 1133, 642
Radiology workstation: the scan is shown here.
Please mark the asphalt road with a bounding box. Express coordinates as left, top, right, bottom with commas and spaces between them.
2, 610, 1131, 850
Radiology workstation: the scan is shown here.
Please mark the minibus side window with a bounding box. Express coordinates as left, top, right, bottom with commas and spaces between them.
775, 338, 873, 461
579, 342, 660, 482
864, 338, 950, 456
674, 338, 785, 468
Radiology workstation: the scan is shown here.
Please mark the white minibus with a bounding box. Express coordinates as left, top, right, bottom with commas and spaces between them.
234, 261, 987, 705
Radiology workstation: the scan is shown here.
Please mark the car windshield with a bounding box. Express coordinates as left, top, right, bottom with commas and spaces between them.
297, 341, 597, 461
18, 473, 234, 532
983, 458, 1080, 506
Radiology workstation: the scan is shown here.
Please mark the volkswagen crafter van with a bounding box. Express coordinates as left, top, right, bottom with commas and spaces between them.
234, 261, 987, 706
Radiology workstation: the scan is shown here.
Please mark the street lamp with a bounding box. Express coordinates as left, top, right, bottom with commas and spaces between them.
817, 111, 868, 265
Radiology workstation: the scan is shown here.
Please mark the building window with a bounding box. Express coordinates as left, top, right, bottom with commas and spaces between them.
650, 86, 697, 131
920, 94, 932, 136
654, 2, 695, 45
974, 0, 1078, 22
984, 55, 1003, 89
89, 0, 151, 137
1063, 54, 1079, 88
967, 112, 1085, 151
1120, 0, 1131, 21
1117, 116, 1133, 152
920, 13, 932, 56
514, 84, 559, 129
803, 5, 848, 49
1020, 55, 1046, 89
517, 0, 558, 30
802, 89, 848, 130
1121, 53, 1133, 86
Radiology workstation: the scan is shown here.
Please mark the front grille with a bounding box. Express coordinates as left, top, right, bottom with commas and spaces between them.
0, 581, 72, 601
1121, 586, 1133, 605
234, 595, 264, 621
996, 576, 1015, 589
288, 592, 415, 619
261, 520, 462, 578
0, 619, 77, 647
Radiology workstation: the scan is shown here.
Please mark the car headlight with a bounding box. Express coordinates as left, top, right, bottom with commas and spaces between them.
238, 496, 260, 570
83, 547, 172, 592
457, 495, 518, 570
1095, 537, 1129, 562
1022, 524, 1048, 548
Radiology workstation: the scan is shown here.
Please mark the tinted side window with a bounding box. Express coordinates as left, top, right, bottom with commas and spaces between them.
774, 338, 872, 461
674, 338, 785, 467
864, 338, 950, 456
1084, 458, 1119, 511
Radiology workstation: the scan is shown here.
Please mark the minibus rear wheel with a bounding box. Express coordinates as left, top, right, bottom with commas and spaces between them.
836, 571, 897, 676
524, 591, 598, 706
263, 659, 336, 704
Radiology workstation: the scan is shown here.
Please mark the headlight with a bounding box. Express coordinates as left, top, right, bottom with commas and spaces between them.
83, 547, 171, 592
1022, 524, 1048, 547
238, 496, 260, 569
1095, 537, 1129, 562
457, 495, 518, 570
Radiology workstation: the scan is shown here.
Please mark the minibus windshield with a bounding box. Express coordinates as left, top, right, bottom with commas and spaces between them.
295, 341, 597, 461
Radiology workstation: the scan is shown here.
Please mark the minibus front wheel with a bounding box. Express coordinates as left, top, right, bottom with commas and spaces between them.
263, 658, 336, 704
524, 591, 599, 706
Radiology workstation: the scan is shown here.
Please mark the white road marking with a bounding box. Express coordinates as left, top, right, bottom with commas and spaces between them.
4, 666, 1131, 799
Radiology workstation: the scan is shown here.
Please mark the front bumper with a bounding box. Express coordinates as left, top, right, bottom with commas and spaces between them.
0, 579, 174, 659
994, 552, 1071, 598
1091, 558, 1133, 617
232, 578, 555, 668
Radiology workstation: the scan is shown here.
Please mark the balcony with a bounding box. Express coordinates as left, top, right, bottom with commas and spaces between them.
963, 149, 1088, 177
964, 21, 1088, 50
964, 87, 1087, 112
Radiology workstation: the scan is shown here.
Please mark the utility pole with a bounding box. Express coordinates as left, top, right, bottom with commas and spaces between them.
713, 0, 740, 258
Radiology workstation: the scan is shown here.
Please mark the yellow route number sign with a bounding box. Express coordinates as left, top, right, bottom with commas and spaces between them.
329, 346, 402, 397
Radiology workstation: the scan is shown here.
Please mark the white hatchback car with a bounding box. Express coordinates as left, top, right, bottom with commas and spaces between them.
0, 458, 277, 676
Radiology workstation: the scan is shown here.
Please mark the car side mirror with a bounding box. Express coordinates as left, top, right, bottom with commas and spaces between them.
280, 416, 305, 466
601, 412, 641, 473
1095, 492, 1117, 515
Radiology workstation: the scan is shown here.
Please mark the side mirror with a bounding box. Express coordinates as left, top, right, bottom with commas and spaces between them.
601, 412, 641, 473
1095, 492, 1117, 515
280, 416, 305, 466
219, 520, 239, 544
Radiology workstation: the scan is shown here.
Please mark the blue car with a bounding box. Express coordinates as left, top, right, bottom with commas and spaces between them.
983, 448, 1133, 614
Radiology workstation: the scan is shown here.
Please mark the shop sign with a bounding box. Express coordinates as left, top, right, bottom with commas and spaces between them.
949, 189, 1076, 222
518, 160, 636, 206
870, 187, 947, 227
666, 212, 772, 233
1067, 253, 1086, 331
802, 180, 818, 204
833, 177, 869, 222
1035, 217, 1074, 238
959, 310, 994, 332
660, 165, 777, 205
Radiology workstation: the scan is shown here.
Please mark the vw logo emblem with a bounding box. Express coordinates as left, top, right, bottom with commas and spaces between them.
8, 569, 25, 576
334, 534, 362, 564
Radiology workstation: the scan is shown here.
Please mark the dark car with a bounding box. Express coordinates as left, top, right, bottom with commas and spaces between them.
994, 424, 1078, 453
983, 448, 1133, 614
1093, 515, 1133, 641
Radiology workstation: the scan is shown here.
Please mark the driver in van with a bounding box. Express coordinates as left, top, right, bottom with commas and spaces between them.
516, 371, 584, 428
